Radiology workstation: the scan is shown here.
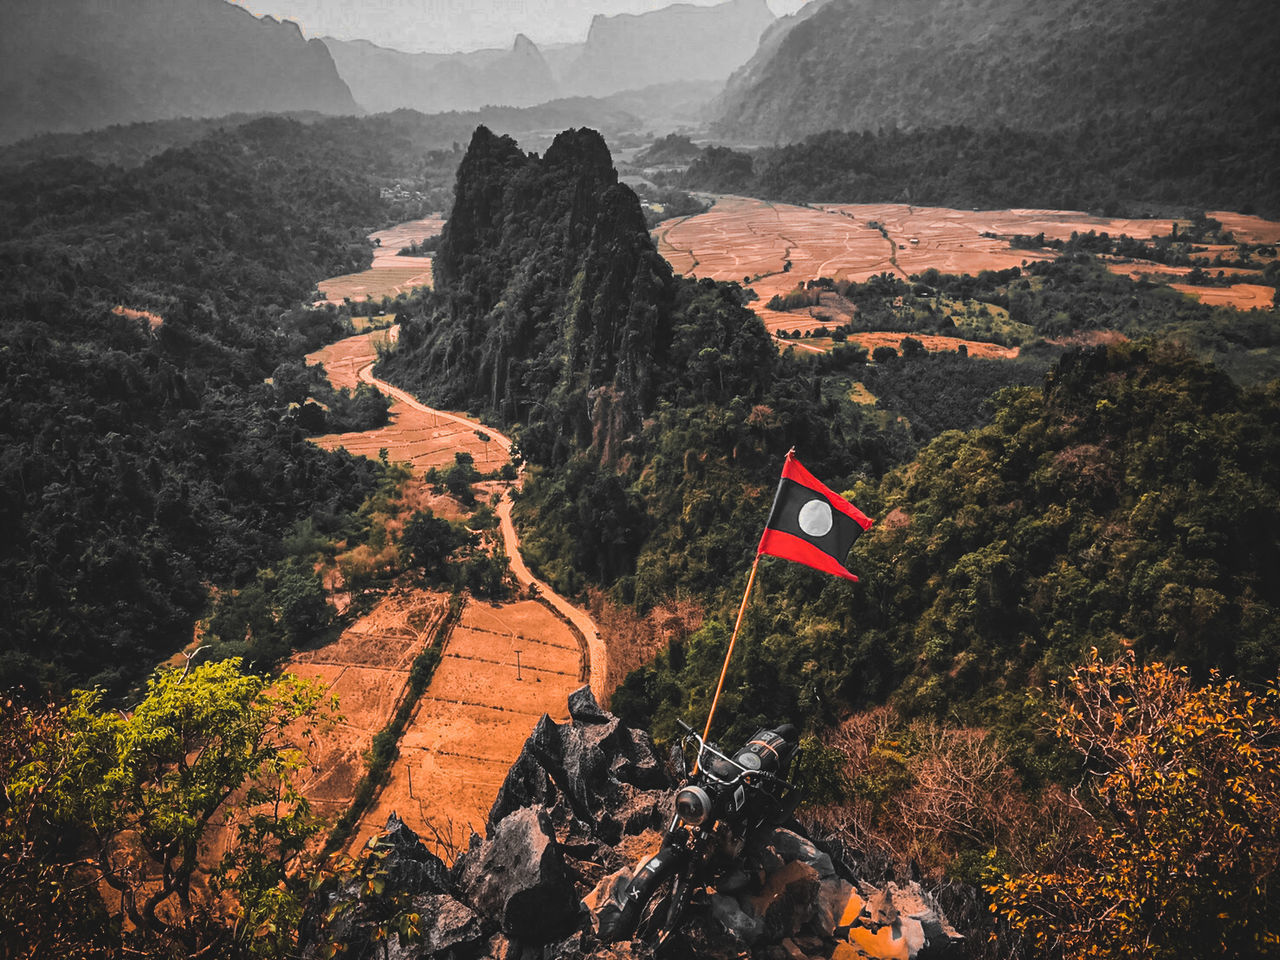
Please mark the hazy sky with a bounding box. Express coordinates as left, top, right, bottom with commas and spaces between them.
231, 0, 810, 53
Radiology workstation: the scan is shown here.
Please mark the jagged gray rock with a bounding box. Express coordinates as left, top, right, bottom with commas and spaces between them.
380, 811, 452, 895
455, 806, 582, 944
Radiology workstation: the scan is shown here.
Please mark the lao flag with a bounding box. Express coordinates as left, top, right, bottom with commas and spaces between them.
757, 450, 874, 581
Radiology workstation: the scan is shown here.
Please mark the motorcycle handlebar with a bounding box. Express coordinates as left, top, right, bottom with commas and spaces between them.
675, 719, 799, 798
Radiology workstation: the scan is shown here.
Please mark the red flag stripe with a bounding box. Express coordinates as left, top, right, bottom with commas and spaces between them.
781, 453, 873, 529
758, 529, 859, 582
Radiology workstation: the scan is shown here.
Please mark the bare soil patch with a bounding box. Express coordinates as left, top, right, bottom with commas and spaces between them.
1208, 211, 1280, 245
1104, 260, 1274, 311
346, 598, 583, 859
1170, 283, 1276, 311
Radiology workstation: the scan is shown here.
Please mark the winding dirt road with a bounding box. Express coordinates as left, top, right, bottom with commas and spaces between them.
357, 361, 608, 702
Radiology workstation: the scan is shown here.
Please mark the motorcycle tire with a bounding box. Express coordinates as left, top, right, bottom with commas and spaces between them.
598, 846, 693, 949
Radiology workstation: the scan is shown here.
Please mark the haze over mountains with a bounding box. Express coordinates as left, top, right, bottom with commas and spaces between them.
0, 0, 358, 145
715, 0, 1280, 142
237, 0, 808, 53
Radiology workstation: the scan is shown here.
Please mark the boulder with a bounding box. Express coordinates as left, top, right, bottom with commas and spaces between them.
412, 893, 486, 955
455, 806, 582, 944
710, 890, 765, 944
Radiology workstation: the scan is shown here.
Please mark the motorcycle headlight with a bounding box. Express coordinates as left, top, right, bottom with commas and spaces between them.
674, 785, 712, 826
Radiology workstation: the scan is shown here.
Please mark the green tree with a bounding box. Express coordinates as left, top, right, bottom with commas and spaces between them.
399, 508, 473, 579
444, 451, 480, 504
1, 660, 335, 958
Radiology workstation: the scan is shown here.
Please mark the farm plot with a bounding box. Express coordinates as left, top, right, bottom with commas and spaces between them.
202, 590, 449, 866
1104, 261, 1274, 311
317, 216, 446, 305
284, 591, 449, 823
1208, 211, 1280, 245
655, 198, 1189, 349
1169, 282, 1276, 311
346, 598, 584, 859
306, 331, 509, 473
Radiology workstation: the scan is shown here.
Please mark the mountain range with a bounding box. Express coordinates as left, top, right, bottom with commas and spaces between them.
323, 34, 559, 115
0, 0, 358, 145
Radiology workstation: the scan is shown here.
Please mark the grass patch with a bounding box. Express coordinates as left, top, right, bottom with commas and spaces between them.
935, 295, 1034, 345
849, 382, 878, 405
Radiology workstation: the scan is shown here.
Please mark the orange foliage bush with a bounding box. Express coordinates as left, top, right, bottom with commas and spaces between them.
990, 653, 1280, 958
589, 589, 704, 698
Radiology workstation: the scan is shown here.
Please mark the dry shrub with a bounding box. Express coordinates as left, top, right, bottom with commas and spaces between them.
589, 589, 704, 699
806, 709, 1088, 882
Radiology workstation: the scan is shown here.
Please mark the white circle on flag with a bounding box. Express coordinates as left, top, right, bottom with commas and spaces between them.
798, 499, 833, 537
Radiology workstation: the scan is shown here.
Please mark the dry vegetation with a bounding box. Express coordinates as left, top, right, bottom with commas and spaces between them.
586, 588, 705, 695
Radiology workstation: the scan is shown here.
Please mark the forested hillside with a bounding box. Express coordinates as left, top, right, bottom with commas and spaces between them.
715, 0, 1279, 144
613, 343, 1280, 736
0, 119, 400, 693
678, 124, 1280, 218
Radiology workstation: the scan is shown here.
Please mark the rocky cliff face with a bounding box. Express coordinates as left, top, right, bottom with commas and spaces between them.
0, 0, 359, 145
301, 687, 963, 959
379, 124, 684, 463
323, 34, 560, 115
714, 0, 1280, 143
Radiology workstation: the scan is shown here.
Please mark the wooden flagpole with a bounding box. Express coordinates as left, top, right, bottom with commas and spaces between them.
701, 554, 762, 744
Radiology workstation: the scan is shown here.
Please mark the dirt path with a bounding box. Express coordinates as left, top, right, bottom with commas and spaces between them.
356, 359, 608, 703
496, 495, 607, 699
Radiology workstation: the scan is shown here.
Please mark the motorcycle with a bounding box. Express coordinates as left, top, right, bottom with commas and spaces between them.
597, 718, 802, 949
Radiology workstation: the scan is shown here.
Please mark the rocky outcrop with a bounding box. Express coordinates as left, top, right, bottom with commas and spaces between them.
301, 687, 962, 959
378, 124, 684, 463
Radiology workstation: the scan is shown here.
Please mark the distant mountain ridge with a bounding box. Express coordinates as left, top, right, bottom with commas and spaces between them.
323, 0, 773, 116
323, 34, 559, 115
714, 0, 1280, 142
0, 0, 358, 145
562, 0, 775, 97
